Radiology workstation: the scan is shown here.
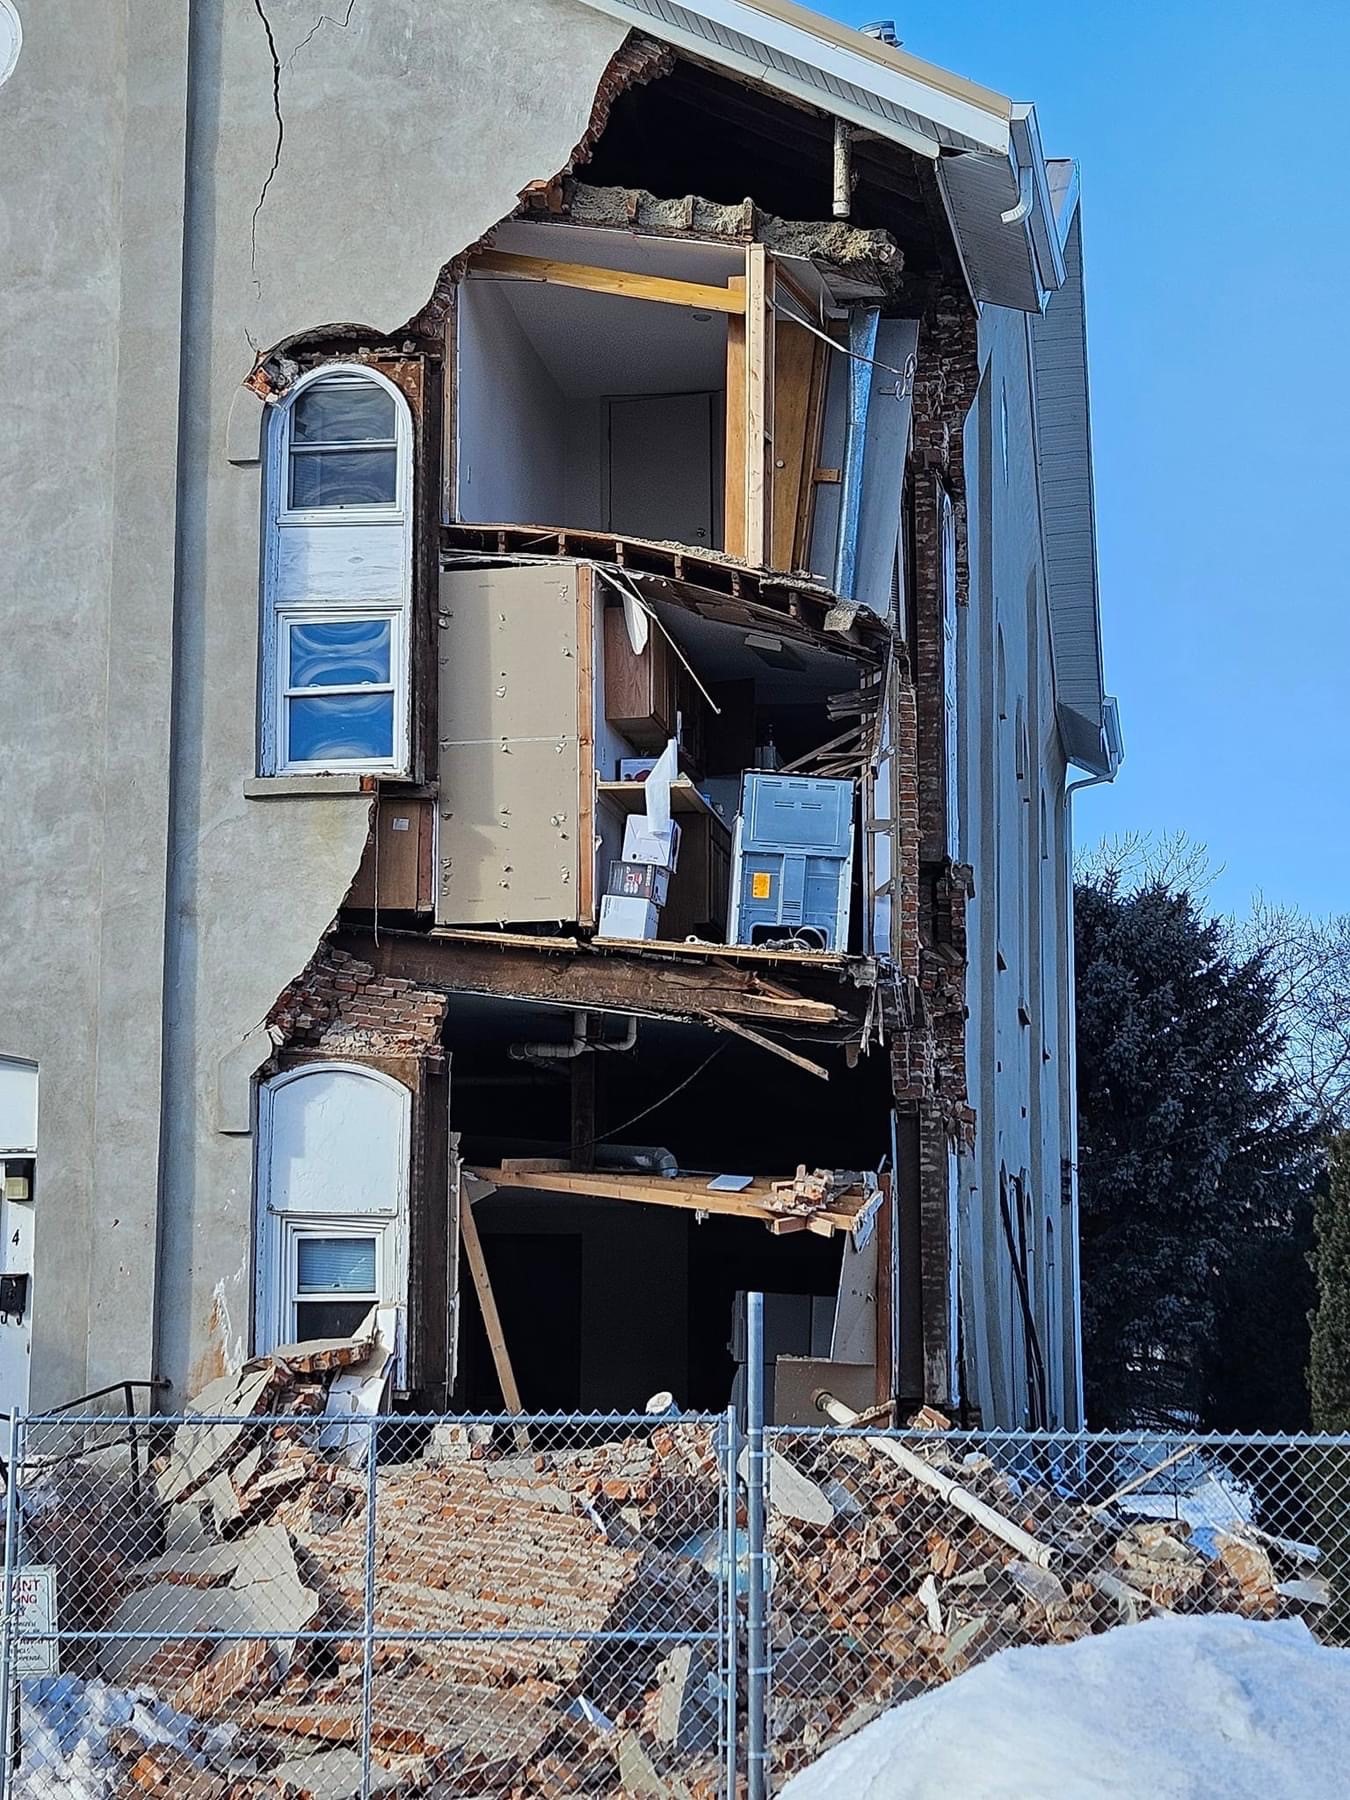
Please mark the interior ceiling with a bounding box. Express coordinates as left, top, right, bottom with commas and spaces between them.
494, 219, 745, 283
651, 598, 864, 703
488, 276, 728, 398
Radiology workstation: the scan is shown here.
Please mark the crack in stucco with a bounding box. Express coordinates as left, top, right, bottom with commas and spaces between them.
286, 0, 359, 72
250, 0, 284, 303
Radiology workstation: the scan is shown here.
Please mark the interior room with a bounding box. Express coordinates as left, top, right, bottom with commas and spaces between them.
594, 589, 878, 950
446, 1000, 895, 1413
456, 222, 740, 545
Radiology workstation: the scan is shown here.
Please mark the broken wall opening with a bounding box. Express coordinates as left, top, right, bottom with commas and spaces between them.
459, 1191, 842, 1413
457, 222, 735, 547
446, 999, 893, 1412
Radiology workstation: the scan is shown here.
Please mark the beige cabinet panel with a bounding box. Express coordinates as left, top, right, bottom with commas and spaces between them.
437, 565, 584, 925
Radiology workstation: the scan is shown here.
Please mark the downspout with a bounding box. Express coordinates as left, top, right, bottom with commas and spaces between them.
1061, 763, 1113, 1431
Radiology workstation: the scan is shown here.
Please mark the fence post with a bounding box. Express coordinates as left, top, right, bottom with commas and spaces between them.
722, 1402, 739, 1798
359, 1415, 379, 1800
746, 1293, 769, 1800
0, 1411, 20, 1800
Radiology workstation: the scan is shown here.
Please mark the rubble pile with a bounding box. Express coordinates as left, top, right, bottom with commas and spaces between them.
762, 1427, 1309, 1778
19, 1350, 727, 1799
17, 1359, 1323, 1798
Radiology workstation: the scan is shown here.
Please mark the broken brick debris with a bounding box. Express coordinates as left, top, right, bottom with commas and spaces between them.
23, 1349, 1310, 1797
762, 1430, 1305, 1779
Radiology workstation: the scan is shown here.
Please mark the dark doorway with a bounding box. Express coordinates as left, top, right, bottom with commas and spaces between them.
462, 1233, 583, 1412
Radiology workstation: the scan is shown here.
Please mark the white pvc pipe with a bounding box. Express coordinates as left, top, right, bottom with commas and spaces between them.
816, 1391, 1061, 1571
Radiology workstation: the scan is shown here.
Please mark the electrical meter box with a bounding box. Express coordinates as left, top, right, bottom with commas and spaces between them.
728, 774, 855, 951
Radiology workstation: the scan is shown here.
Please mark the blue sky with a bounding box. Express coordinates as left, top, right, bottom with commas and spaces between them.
823, 1, 1350, 917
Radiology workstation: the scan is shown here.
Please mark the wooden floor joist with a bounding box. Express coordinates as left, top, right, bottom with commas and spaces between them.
347, 928, 866, 1033
476, 1165, 869, 1237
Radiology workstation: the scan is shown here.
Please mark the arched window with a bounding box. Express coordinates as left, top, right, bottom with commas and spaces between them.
255, 1063, 410, 1365
260, 365, 412, 775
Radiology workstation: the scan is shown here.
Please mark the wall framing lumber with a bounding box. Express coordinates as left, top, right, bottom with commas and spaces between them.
470, 249, 746, 314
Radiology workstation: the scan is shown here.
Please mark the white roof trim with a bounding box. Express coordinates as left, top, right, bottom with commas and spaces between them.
575, 0, 1012, 157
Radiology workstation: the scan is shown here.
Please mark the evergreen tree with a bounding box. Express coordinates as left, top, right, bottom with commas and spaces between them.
1074, 873, 1318, 1429
1310, 1134, 1350, 1432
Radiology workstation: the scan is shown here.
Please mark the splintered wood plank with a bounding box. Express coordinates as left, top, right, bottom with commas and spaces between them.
698, 1008, 830, 1080
477, 1166, 860, 1235
470, 250, 746, 314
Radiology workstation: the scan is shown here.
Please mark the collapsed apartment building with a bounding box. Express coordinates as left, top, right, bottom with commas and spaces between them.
0, 0, 1120, 1431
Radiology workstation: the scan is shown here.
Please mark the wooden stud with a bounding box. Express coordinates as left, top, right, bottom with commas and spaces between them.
769, 320, 817, 572
459, 1182, 525, 1417
723, 274, 748, 560
471, 250, 746, 314
745, 245, 772, 567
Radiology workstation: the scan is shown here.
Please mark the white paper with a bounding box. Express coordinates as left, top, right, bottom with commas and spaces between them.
707, 1174, 754, 1192
645, 736, 678, 835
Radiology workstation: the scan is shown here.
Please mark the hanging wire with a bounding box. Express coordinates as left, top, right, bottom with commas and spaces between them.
771, 291, 916, 400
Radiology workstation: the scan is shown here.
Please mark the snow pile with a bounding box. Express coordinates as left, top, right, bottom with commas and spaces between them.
780, 1615, 1350, 1800
14, 1676, 233, 1800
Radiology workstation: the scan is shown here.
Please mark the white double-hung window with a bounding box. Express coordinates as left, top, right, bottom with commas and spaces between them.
261, 365, 413, 775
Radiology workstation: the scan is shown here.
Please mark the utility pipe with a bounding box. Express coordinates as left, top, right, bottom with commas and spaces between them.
832, 117, 851, 219
814, 1390, 1062, 1571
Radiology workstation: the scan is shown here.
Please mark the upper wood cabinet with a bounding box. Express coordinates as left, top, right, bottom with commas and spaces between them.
603, 604, 677, 751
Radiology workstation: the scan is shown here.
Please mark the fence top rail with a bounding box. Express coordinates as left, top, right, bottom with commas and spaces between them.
772, 1425, 1350, 1448
14, 1408, 733, 1431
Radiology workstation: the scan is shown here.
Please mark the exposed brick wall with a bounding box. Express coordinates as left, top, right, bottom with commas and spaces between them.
268, 944, 447, 1068
890, 279, 980, 1410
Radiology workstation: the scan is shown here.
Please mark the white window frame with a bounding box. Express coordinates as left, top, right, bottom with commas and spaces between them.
260, 363, 413, 776
284, 1219, 385, 1344
254, 1062, 410, 1374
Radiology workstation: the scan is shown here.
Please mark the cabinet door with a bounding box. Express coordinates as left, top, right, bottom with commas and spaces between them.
603, 605, 674, 750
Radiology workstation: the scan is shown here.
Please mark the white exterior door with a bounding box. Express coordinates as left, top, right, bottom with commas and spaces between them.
255, 1064, 410, 1372
0, 1056, 38, 1421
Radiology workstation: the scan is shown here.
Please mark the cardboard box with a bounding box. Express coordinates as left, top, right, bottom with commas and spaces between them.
607, 860, 671, 905
618, 757, 660, 781
621, 815, 682, 872
597, 895, 661, 941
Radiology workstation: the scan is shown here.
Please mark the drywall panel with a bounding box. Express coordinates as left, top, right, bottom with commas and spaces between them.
438, 565, 582, 924
458, 278, 569, 525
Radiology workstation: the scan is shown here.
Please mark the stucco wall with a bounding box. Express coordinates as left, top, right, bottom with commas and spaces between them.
0, 0, 626, 1406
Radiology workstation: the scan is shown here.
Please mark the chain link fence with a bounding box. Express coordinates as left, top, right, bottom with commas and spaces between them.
0, 1408, 738, 1799
3, 1406, 1349, 1798
761, 1426, 1350, 1788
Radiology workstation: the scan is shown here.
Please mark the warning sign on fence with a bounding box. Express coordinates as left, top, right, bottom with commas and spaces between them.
11, 1566, 59, 1678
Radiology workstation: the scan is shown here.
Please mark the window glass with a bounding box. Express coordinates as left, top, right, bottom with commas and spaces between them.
289, 447, 397, 509
292, 382, 396, 445
287, 692, 394, 763
295, 1298, 377, 1339
297, 1234, 377, 1292
288, 619, 391, 689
